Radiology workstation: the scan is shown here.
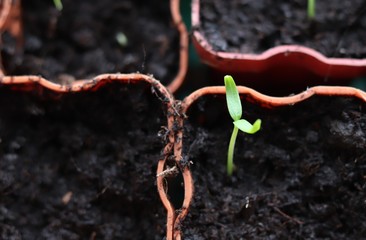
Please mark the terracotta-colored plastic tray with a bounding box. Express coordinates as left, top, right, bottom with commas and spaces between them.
2, 80, 366, 240
174, 84, 366, 239
0, 0, 22, 41
0, 0, 193, 238
173, 84, 366, 238
0, 0, 22, 75
0, 65, 188, 240
168, 0, 188, 93
182, 85, 366, 110
192, 0, 366, 84
0, 73, 194, 240
0, 0, 188, 93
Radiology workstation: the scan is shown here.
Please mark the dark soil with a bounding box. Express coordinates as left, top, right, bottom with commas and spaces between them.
200, 0, 366, 58
0, 82, 169, 240
182, 96, 366, 239
2, 0, 179, 84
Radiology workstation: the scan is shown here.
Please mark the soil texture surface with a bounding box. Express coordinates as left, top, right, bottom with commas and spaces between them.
2, 0, 179, 84
182, 96, 366, 239
199, 0, 366, 58
0, 82, 168, 240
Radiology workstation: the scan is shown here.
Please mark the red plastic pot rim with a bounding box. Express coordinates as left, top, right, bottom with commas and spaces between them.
192, 0, 366, 78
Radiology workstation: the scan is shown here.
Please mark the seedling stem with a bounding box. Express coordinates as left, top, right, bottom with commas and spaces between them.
307, 0, 315, 20
227, 125, 239, 176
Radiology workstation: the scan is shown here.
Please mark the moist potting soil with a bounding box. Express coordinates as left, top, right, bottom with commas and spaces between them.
0, 82, 168, 240
182, 96, 366, 239
199, 0, 366, 58
2, 0, 179, 84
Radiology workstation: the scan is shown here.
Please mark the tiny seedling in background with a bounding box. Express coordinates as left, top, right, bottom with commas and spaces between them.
116, 32, 128, 47
307, 0, 315, 20
224, 75, 261, 176
53, 0, 63, 11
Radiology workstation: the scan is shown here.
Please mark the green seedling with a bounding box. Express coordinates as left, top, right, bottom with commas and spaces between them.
116, 32, 128, 47
224, 75, 261, 176
307, 0, 315, 20
53, 0, 63, 11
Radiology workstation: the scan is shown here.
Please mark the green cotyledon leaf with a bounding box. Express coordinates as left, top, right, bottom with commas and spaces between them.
224, 75, 242, 121
53, 0, 63, 10
233, 119, 261, 134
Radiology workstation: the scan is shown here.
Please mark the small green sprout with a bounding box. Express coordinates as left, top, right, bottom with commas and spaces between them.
53, 0, 63, 11
224, 75, 261, 176
307, 0, 315, 20
116, 32, 128, 47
